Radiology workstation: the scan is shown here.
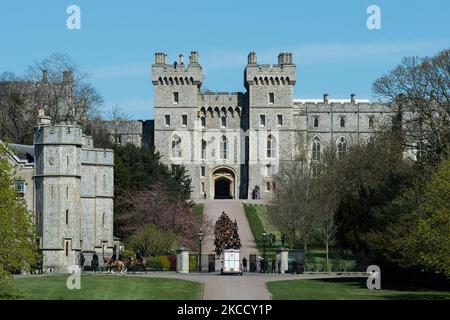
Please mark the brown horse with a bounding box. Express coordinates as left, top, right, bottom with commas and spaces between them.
130, 257, 147, 273
104, 257, 126, 274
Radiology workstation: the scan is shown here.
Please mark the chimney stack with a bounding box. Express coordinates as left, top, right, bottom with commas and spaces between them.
323, 93, 329, 103
189, 51, 199, 64
42, 70, 48, 83
179, 54, 184, 65
63, 70, 73, 83
351, 93, 356, 103
278, 52, 286, 65
37, 107, 51, 125
248, 52, 257, 64
155, 52, 167, 64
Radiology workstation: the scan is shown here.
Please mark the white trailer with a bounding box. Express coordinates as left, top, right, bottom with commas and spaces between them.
221, 249, 242, 275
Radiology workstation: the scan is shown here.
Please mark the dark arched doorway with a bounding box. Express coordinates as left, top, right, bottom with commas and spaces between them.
211, 167, 235, 199
214, 178, 231, 199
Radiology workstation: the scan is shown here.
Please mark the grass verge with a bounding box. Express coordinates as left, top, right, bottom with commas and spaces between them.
13, 275, 203, 300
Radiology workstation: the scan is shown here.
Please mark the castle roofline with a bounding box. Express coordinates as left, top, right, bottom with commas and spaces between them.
294, 98, 371, 104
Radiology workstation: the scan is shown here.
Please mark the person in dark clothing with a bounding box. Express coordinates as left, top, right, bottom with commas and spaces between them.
91, 253, 99, 272
281, 233, 286, 247
277, 260, 282, 274
260, 258, 265, 273
242, 257, 247, 272
271, 258, 276, 273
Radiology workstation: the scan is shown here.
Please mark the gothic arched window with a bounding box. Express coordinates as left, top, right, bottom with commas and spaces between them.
201, 116, 206, 128
312, 137, 321, 161
337, 137, 348, 159
267, 135, 276, 158
171, 135, 182, 158
220, 136, 227, 160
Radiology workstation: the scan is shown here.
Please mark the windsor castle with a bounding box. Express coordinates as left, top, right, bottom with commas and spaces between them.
3, 50, 396, 272
151, 51, 394, 200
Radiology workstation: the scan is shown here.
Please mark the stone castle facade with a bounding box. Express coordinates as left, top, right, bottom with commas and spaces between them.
151, 51, 395, 200
6, 110, 115, 273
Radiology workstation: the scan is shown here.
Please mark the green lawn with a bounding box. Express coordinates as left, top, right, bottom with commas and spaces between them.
13, 275, 203, 300
267, 278, 450, 300
244, 203, 358, 271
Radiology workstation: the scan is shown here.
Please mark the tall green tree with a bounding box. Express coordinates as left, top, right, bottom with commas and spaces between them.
0, 144, 37, 299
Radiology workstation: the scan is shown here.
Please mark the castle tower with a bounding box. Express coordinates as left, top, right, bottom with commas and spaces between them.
152, 51, 203, 190
34, 110, 83, 273
244, 52, 297, 199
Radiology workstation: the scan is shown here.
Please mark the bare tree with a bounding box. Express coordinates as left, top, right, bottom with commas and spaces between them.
0, 73, 35, 144
269, 151, 319, 262
25, 52, 103, 124
0, 53, 103, 144
373, 49, 450, 165
314, 146, 339, 269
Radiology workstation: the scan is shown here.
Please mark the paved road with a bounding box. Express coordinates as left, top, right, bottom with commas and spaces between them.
131, 272, 366, 300
201, 199, 259, 261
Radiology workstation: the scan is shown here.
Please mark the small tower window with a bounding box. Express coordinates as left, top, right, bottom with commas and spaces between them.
15, 180, 25, 196
267, 135, 276, 159
182, 115, 187, 126
221, 116, 226, 128
266, 182, 271, 191
65, 240, 70, 257
171, 135, 182, 158
165, 115, 170, 127
313, 117, 319, 128
201, 116, 206, 128
65, 210, 69, 225
173, 92, 179, 104
201, 166, 206, 177
269, 93, 275, 104
201, 139, 206, 160
277, 114, 283, 126
220, 136, 227, 160
102, 212, 105, 228
66, 186, 69, 200
260, 115, 266, 127
368, 116, 374, 128
340, 116, 346, 128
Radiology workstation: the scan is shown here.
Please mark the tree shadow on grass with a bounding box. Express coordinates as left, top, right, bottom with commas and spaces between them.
315, 278, 450, 300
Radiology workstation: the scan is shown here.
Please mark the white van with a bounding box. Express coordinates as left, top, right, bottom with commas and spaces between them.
221, 249, 242, 275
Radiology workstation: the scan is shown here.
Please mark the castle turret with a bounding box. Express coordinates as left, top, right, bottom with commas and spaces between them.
245, 52, 297, 199
34, 110, 83, 273
151, 51, 203, 164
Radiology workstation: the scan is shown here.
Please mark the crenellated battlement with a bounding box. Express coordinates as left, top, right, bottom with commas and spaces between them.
152, 51, 202, 85
245, 52, 296, 86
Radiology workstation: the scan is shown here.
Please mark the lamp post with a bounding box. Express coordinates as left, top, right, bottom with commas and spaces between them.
262, 230, 267, 273
198, 229, 203, 272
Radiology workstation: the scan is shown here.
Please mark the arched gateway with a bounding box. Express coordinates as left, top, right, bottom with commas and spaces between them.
211, 167, 236, 199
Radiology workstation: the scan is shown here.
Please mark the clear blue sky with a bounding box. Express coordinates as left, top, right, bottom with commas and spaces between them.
0, 0, 448, 120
